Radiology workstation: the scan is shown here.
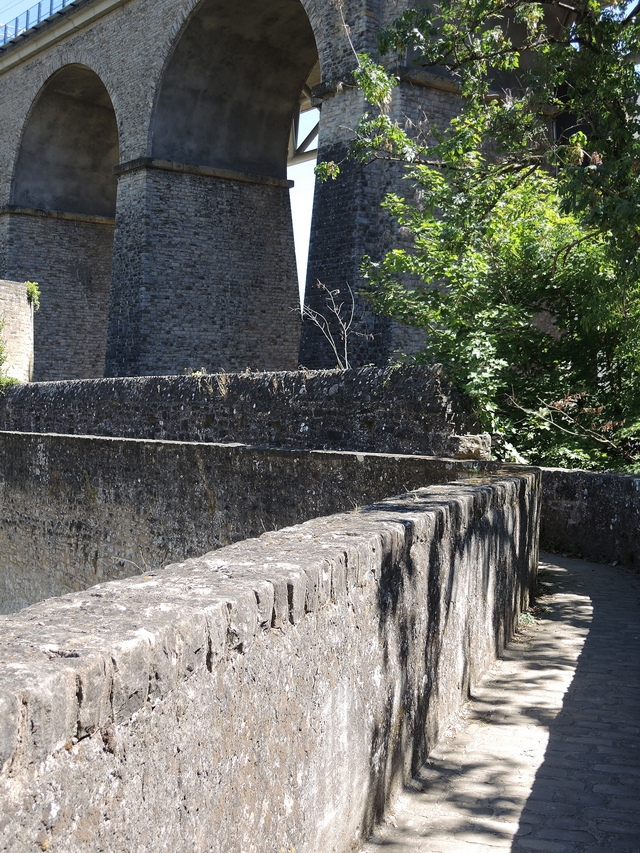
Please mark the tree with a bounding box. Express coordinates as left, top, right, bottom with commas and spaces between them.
323, 0, 640, 470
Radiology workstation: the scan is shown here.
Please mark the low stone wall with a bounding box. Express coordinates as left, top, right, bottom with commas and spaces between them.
0, 471, 539, 853
540, 468, 640, 567
0, 431, 511, 615
0, 279, 33, 382
0, 364, 490, 459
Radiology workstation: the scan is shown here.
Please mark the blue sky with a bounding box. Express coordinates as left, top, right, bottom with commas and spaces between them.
0, 0, 40, 27
288, 109, 318, 304
1, 0, 318, 306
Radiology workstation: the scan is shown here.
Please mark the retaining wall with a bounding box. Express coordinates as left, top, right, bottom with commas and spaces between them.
0, 470, 539, 853
0, 431, 510, 615
540, 468, 640, 567
0, 364, 489, 458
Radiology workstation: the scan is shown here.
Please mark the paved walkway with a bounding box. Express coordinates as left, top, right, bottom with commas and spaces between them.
361, 553, 640, 853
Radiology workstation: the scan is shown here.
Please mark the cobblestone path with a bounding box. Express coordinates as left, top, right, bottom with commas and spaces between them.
361, 553, 640, 853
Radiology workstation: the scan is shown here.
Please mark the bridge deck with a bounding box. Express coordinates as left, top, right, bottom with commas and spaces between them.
361, 553, 640, 853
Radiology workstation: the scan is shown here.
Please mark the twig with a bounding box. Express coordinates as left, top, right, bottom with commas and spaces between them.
301, 281, 357, 369
507, 395, 621, 451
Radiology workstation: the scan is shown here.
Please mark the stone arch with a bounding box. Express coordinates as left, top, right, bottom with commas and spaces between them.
6, 64, 118, 381
149, 0, 319, 178
105, 0, 321, 376
12, 64, 119, 216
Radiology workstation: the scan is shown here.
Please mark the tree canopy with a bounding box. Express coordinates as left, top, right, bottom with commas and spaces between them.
323, 0, 640, 470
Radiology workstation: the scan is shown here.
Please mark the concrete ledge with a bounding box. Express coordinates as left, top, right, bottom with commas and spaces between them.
0, 205, 115, 225
0, 471, 539, 852
397, 65, 462, 95
541, 468, 640, 567
113, 158, 294, 189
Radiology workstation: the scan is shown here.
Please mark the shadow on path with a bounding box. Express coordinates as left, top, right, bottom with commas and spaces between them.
361, 553, 640, 852
511, 554, 640, 853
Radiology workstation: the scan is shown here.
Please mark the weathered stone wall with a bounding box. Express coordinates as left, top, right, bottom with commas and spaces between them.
0, 364, 489, 458
0, 430, 510, 614
540, 468, 640, 567
105, 164, 300, 376
300, 76, 463, 368
0, 209, 114, 380
0, 471, 539, 853
0, 0, 464, 375
0, 279, 33, 382
0, 0, 394, 376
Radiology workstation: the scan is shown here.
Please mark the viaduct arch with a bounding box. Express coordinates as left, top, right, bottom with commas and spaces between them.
0, 0, 448, 378
105, 0, 319, 376
5, 63, 118, 380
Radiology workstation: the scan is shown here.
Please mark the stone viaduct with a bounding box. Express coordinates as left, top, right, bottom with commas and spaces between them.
0, 0, 460, 381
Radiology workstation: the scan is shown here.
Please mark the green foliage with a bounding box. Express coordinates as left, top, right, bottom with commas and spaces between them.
352, 0, 640, 470
25, 281, 40, 311
314, 161, 341, 181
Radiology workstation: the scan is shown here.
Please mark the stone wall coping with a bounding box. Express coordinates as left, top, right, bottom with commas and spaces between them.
114, 157, 294, 189
0, 472, 536, 776
0, 428, 508, 472
540, 466, 640, 482
0, 205, 115, 225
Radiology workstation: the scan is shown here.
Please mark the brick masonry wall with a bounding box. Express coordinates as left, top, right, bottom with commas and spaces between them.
105, 166, 300, 376
0, 210, 113, 380
299, 79, 464, 368
0, 364, 489, 458
0, 279, 33, 382
540, 468, 640, 568
0, 0, 340, 196
0, 432, 510, 614
0, 0, 457, 376
0, 470, 540, 853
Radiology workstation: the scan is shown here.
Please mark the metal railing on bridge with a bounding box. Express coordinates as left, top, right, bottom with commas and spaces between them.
1, 0, 78, 48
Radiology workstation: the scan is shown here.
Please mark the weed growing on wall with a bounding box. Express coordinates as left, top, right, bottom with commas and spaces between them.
25, 281, 40, 312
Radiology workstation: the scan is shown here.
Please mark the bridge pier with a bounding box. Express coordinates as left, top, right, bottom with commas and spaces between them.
299, 80, 461, 369
105, 160, 300, 377
0, 207, 114, 381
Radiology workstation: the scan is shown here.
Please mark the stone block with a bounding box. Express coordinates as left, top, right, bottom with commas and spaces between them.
0, 279, 33, 382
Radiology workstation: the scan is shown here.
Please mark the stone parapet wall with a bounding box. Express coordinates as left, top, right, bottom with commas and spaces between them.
540, 468, 640, 567
0, 431, 509, 615
0, 364, 489, 458
0, 279, 33, 382
0, 471, 539, 853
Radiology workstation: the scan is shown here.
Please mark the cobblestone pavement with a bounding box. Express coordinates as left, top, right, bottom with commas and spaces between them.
361, 553, 640, 853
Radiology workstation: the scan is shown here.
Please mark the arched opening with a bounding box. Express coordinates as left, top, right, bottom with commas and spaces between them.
104, 0, 319, 377
287, 65, 321, 305
9, 65, 118, 380
150, 0, 318, 179
13, 65, 118, 216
